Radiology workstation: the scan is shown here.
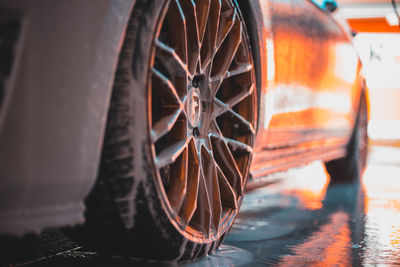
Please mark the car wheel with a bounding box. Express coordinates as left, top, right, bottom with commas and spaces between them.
324, 87, 368, 182
74, 0, 257, 261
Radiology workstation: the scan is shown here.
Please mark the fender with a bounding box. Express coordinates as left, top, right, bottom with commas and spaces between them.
0, 0, 136, 235
238, 0, 275, 132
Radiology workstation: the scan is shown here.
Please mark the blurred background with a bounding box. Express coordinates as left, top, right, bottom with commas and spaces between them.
338, 0, 400, 143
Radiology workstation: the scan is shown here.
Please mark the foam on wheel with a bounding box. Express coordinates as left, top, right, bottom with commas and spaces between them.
149, 0, 257, 241
71, 0, 258, 261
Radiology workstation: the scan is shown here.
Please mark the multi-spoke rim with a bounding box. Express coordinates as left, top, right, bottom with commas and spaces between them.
148, 0, 256, 239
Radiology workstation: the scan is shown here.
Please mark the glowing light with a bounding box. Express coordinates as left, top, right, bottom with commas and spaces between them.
279, 162, 330, 211
362, 155, 400, 262
266, 39, 275, 82
368, 120, 400, 140
353, 33, 400, 141
386, 13, 400, 26
334, 44, 358, 83
265, 84, 351, 115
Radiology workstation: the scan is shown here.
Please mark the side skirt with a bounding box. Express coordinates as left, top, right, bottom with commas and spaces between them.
247, 138, 347, 189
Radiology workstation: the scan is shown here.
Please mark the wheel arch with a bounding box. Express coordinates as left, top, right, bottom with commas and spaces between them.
236, 0, 265, 130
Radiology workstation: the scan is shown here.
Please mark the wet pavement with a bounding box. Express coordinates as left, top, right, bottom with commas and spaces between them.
208, 145, 400, 266
12, 145, 400, 266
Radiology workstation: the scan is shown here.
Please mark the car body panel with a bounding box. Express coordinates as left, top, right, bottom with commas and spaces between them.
249, 0, 364, 178
0, 0, 135, 234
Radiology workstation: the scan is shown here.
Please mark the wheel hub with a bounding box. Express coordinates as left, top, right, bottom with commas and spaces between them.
186, 87, 202, 127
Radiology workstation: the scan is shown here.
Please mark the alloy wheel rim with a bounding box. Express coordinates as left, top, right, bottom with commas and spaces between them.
148, 0, 256, 239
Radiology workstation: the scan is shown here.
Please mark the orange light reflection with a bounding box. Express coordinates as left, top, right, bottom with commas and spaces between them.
279, 212, 352, 266
362, 161, 400, 262
275, 147, 400, 264
280, 162, 330, 211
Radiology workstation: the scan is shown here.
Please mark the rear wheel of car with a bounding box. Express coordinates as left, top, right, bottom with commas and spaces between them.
324, 87, 368, 182
74, 0, 257, 261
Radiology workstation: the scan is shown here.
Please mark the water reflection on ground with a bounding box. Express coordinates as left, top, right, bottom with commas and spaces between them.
26, 145, 400, 266
213, 145, 400, 266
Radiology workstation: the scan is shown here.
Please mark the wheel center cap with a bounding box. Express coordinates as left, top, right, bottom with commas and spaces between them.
187, 88, 202, 127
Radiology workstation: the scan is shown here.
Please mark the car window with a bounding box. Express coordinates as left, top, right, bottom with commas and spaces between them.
309, 0, 338, 13
310, 0, 325, 9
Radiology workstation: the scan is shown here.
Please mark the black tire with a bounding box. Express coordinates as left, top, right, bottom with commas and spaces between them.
324, 86, 368, 183
69, 0, 258, 261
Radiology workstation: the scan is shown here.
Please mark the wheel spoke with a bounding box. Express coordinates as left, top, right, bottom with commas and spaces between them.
166, 146, 188, 212
151, 109, 183, 142
214, 67, 254, 110
213, 97, 229, 118
209, 80, 221, 97
216, 166, 237, 209
209, 122, 253, 178
223, 136, 253, 154
189, 164, 212, 234
208, 62, 252, 97
216, 9, 236, 48
208, 120, 224, 139
151, 68, 183, 105
165, 0, 188, 65
179, 139, 200, 224
210, 135, 243, 196
211, 165, 222, 229
155, 140, 188, 168
226, 62, 253, 79
210, 63, 253, 83
180, 0, 200, 75
200, 0, 221, 70
229, 110, 255, 135
155, 39, 189, 79
211, 17, 242, 79
201, 147, 222, 231
196, 0, 211, 45
225, 84, 254, 108
210, 62, 253, 83
151, 69, 185, 141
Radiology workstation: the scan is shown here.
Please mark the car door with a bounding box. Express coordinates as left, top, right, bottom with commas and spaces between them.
250, 0, 363, 179
262, 0, 359, 148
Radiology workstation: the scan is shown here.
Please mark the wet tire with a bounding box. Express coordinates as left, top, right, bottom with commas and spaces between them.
71, 0, 258, 261
324, 87, 368, 183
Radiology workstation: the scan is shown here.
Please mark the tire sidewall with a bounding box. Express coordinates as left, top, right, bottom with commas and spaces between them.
129, 0, 215, 260
129, 0, 253, 259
